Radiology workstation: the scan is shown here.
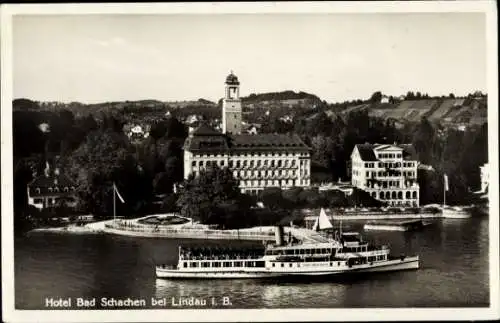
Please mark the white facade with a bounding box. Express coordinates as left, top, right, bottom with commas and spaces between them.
480, 163, 489, 193
184, 149, 311, 195
27, 183, 77, 210
351, 144, 420, 207
27, 188, 77, 210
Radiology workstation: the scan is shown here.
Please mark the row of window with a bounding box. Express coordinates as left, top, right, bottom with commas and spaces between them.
366, 180, 418, 189
183, 261, 265, 268
377, 153, 402, 159
340, 246, 369, 253
233, 170, 305, 178
192, 159, 309, 169
361, 161, 415, 169
236, 169, 297, 177
356, 170, 415, 178
241, 179, 296, 187
371, 191, 418, 200
195, 152, 309, 158
367, 255, 386, 262
33, 186, 75, 194
265, 248, 334, 256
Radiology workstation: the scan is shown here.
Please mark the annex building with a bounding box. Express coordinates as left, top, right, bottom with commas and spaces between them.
351, 143, 420, 207
183, 73, 311, 195
27, 164, 78, 210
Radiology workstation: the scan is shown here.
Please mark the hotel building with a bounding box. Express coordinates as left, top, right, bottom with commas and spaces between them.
183, 73, 311, 195
351, 143, 420, 207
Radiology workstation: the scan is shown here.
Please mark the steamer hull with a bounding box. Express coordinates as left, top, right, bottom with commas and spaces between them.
155, 256, 419, 279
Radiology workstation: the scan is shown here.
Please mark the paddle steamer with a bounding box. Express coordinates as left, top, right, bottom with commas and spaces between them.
156, 209, 419, 279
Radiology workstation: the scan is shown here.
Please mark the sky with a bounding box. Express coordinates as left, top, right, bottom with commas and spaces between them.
13, 13, 487, 103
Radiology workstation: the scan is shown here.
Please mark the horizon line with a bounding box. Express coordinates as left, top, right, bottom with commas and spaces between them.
12, 90, 487, 106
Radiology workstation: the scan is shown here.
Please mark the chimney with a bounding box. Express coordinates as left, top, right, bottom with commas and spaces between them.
274, 226, 284, 246
54, 168, 60, 176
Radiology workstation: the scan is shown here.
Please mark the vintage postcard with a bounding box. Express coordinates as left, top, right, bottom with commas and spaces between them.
1, 1, 498, 322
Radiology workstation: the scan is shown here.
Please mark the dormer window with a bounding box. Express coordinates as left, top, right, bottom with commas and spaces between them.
36, 188, 41, 194
64, 187, 69, 192
48, 187, 53, 193
71, 186, 76, 191
54, 187, 59, 193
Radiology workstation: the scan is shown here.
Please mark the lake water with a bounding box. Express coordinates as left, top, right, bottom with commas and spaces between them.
14, 217, 489, 309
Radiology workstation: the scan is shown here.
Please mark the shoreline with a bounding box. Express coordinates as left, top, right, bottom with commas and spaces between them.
26, 207, 484, 239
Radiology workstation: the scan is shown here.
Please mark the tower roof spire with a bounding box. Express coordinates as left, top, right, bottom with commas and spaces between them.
225, 71, 240, 85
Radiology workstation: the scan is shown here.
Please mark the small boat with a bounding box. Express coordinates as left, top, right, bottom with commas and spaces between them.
364, 219, 431, 232
442, 206, 472, 219
156, 209, 419, 279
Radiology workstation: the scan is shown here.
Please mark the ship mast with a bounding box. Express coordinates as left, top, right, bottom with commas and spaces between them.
113, 182, 116, 223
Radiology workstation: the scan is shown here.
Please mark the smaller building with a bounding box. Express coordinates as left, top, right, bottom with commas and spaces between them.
27, 167, 78, 210
480, 163, 489, 193
351, 143, 420, 207
123, 123, 151, 141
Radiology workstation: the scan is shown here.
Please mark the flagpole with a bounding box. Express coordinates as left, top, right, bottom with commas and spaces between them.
443, 176, 446, 208
113, 182, 116, 223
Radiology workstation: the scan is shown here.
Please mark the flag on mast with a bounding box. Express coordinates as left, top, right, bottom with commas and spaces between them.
444, 174, 449, 192
114, 183, 125, 203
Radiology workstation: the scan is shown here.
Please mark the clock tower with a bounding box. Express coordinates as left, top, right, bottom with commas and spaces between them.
222, 71, 242, 134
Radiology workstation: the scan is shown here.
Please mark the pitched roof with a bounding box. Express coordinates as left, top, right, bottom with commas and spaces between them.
355, 144, 377, 161
354, 143, 417, 161
229, 133, 310, 151
192, 123, 222, 136
184, 130, 310, 153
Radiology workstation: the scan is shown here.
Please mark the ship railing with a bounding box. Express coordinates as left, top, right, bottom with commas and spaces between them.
179, 254, 262, 261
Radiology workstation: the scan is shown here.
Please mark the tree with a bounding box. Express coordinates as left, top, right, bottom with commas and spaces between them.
282, 187, 304, 208
260, 187, 286, 210
176, 166, 242, 222
161, 193, 178, 212
412, 117, 436, 165
370, 91, 383, 103
322, 190, 349, 208
149, 121, 168, 141
66, 128, 149, 217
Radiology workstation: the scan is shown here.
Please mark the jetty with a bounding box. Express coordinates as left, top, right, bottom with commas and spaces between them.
363, 219, 431, 232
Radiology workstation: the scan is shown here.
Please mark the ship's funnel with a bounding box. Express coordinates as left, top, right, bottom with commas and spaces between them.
274, 226, 284, 246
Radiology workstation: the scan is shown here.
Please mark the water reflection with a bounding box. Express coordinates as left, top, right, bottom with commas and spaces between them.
261, 281, 348, 308
15, 217, 490, 309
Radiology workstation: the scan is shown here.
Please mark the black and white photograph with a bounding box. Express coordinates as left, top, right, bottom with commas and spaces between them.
1, 2, 498, 322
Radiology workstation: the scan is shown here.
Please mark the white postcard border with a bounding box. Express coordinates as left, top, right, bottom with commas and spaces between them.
1, 1, 498, 322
